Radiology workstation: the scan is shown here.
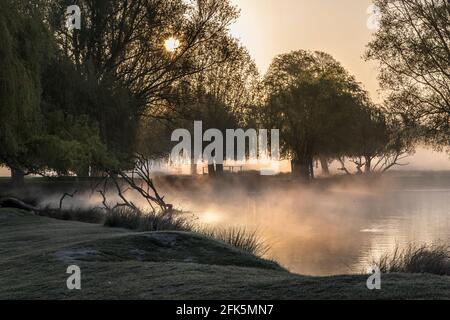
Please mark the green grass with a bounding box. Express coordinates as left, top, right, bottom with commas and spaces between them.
1, 208, 450, 300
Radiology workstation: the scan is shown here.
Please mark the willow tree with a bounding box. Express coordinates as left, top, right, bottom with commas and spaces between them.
262, 51, 367, 180
0, 0, 112, 184
0, 0, 50, 185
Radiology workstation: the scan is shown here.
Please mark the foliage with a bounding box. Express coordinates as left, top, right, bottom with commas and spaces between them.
26, 0, 248, 170
366, 0, 450, 148
262, 50, 385, 179
0, 0, 50, 171
0, 0, 114, 179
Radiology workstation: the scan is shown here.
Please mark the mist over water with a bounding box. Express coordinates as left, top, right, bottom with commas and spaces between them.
155, 173, 450, 276
31, 172, 450, 276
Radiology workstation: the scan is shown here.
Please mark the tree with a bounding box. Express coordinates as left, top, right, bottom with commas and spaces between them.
366, 0, 450, 148
262, 51, 367, 180
145, 41, 260, 176
0, 0, 112, 184
46, 0, 241, 165
40, 55, 136, 171
0, 0, 50, 185
344, 105, 414, 174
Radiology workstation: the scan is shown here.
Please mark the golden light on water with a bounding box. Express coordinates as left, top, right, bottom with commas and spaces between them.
164, 37, 180, 53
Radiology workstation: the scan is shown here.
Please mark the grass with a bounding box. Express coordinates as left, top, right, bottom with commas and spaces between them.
103, 207, 269, 257
103, 207, 194, 232
38, 206, 105, 224
11, 201, 270, 257
1, 209, 450, 300
374, 244, 450, 276
199, 226, 270, 257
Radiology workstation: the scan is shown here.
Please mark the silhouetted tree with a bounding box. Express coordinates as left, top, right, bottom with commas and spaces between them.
45, 0, 241, 165
148, 41, 260, 176
366, 0, 450, 149
262, 51, 367, 180
344, 105, 414, 174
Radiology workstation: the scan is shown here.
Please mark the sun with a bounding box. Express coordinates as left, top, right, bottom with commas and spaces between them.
164, 37, 180, 53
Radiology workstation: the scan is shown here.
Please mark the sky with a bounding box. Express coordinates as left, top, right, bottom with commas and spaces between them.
230, 0, 381, 101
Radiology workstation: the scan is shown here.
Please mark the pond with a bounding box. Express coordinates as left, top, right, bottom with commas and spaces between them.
169, 173, 450, 276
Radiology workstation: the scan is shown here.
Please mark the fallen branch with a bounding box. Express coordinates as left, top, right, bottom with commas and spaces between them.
0, 197, 40, 214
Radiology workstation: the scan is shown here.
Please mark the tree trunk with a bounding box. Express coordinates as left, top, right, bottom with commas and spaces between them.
308, 156, 314, 180
76, 166, 90, 178
320, 156, 330, 175
208, 163, 216, 177
338, 158, 351, 175
215, 164, 224, 176
291, 158, 311, 181
11, 168, 25, 187
364, 156, 372, 174
190, 163, 198, 175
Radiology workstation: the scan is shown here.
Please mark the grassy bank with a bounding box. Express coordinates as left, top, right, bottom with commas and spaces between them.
1, 209, 450, 300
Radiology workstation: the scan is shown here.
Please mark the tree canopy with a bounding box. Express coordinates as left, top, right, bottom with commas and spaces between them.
366, 0, 450, 149
0, 0, 112, 183
261, 50, 389, 179
0, 0, 424, 184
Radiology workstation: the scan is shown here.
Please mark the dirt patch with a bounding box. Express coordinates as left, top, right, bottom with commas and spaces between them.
52, 249, 100, 263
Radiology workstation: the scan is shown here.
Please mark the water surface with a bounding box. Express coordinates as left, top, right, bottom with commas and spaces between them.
168, 173, 450, 275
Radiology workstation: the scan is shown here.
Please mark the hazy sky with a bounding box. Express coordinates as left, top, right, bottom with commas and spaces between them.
230, 0, 381, 101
